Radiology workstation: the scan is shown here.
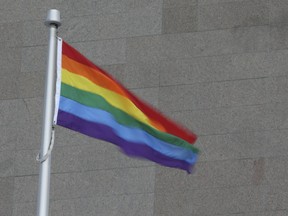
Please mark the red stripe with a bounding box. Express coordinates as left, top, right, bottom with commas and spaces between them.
62, 41, 197, 143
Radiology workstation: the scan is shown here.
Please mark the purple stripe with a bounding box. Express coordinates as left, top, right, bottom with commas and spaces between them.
57, 110, 194, 173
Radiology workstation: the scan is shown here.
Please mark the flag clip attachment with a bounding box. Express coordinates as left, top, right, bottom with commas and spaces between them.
36, 126, 55, 163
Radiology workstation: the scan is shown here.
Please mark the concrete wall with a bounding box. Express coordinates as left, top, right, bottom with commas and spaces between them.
1, 0, 288, 215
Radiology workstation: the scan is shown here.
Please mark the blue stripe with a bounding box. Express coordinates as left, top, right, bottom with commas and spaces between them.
58, 96, 197, 164
57, 110, 194, 172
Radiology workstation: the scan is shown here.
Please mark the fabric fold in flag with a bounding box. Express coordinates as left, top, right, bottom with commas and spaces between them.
54, 38, 199, 173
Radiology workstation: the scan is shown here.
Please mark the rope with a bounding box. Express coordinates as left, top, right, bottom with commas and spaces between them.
36, 126, 55, 163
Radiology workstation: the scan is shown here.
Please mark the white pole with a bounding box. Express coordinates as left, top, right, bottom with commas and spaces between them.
37, 9, 61, 216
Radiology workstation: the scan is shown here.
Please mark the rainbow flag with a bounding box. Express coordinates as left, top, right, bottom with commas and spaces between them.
54, 38, 199, 173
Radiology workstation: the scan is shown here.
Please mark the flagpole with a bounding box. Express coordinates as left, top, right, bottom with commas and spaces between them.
37, 9, 61, 216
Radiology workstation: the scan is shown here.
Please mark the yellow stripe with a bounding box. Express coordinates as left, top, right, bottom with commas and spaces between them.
62, 69, 158, 129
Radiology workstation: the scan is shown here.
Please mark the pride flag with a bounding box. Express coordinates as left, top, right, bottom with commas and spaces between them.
54, 38, 199, 173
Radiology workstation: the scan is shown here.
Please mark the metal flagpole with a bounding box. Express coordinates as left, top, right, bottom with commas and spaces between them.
36, 9, 61, 216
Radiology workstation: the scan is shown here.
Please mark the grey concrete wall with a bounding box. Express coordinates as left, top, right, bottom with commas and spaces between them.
1, 0, 288, 215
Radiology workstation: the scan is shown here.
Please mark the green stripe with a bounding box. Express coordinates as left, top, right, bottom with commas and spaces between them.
60, 83, 199, 153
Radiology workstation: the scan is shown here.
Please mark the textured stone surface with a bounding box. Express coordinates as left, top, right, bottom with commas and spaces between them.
265, 156, 288, 186
16, 98, 43, 150
171, 102, 288, 135
159, 78, 271, 111
159, 50, 288, 86
0, 177, 14, 216
22, 20, 47, 47
50, 167, 155, 200
100, 64, 126, 82
61, 6, 161, 43
0, 99, 28, 126
0, 1, 53, 23
0, 22, 23, 47
198, 0, 269, 31
55, 0, 162, 19
13, 202, 36, 216
199, 0, 258, 4
14, 167, 155, 203
71, 193, 154, 216
121, 62, 160, 88
154, 185, 288, 215
71, 39, 126, 66
163, 0, 197, 8
14, 150, 38, 176
0, 126, 17, 152
131, 87, 159, 107
199, 129, 288, 161
270, 26, 288, 50
155, 210, 288, 216
0, 151, 15, 177
270, 0, 288, 25
21, 46, 47, 73
18, 70, 46, 98
0, 46, 21, 99
162, 5, 197, 33
127, 26, 270, 63
155, 158, 268, 192
16, 119, 42, 150
13, 193, 154, 216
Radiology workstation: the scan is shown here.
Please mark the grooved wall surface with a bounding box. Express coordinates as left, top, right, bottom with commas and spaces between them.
1, 0, 288, 215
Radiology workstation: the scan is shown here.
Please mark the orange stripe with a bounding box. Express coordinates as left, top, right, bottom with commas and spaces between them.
62, 54, 127, 98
